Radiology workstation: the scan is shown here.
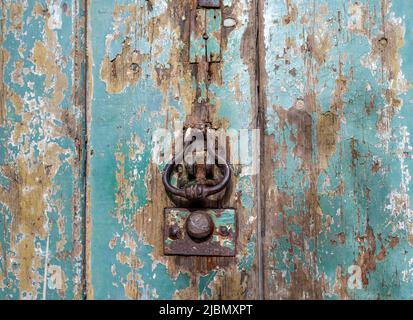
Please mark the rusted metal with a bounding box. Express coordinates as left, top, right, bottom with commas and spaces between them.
198, 0, 221, 9
162, 144, 231, 202
186, 211, 214, 240
219, 225, 229, 237
169, 225, 181, 240
164, 208, 236, 256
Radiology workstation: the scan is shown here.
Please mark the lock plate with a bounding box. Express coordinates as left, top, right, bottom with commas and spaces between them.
164, 208, 236, 256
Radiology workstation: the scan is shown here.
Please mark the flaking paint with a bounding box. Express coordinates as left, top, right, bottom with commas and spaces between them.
262, 0, 413, 299
0, 0, 87, 299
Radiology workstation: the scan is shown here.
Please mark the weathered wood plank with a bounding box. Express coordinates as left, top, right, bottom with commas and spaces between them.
189, 8, 221, 64
0, 0, 87, 299
189, 8, 206, 63
261, 0, 413, 299
88, 0, 259, 299
206, 8, 221, 62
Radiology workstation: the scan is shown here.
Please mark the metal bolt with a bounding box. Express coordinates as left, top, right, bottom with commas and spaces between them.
169, 225, 180, 239
219, 225, 229, 237
186, 211, 214, 240
203, 33, 209, 40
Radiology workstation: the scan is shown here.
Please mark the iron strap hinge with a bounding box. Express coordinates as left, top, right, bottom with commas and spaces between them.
190, 3, 222, 63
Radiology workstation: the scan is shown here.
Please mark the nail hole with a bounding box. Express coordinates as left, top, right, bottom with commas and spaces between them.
378, 37, 388, 49
130, 63, 139, 71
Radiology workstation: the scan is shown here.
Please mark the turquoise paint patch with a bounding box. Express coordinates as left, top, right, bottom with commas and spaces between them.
238, 234, 256, 272
89, 0, 192, 299
135, 241, 190, 300
237, 176, 254, 210
199, 271, 217, 298
0, 0, 87, 299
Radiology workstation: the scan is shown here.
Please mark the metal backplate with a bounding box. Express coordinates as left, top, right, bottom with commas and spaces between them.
164, 208, 236, 256
198, 0, 221, 8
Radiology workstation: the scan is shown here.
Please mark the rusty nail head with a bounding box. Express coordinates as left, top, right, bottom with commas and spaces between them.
186, 211, 214, 240
198, 0, 220, 8
169, 225, 180, 239
219, 225, 229, 236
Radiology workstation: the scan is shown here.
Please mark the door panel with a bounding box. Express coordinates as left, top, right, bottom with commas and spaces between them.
261, 0, 413, 299
0, 0, 87, 299
1, 0, 412, 301
88, 0, 259, 299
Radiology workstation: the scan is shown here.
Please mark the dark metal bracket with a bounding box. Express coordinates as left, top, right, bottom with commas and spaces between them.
161, 0, 235, 257
164, 208, 236, 256
198, 0, 221, 8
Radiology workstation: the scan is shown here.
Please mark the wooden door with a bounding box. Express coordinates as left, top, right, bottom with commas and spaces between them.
1, 0, 412, 300
0, 0, 87, 299
261, 0, 413, 300
87, 0, 259, 300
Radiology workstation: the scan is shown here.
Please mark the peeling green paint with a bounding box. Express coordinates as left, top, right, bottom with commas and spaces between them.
89, 0, 258, 299
0, 0, 86, 300
199, 270, 217, 299
263, 0, 413, 299
238, 234, 256, 272
2, 0, 410, 301
206, 9, 221, 62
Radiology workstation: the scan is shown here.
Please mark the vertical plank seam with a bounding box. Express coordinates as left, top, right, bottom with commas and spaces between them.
254, 0, 265, 300
82, 0, 90, 300
0, 0, 5, 126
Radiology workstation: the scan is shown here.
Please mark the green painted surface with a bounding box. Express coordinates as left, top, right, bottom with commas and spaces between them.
0, 0, 86, 299
190, 9, 206, 63
1, 0, 411, 300
206, 9, 221, 62
89, 0, 191, 300
263, 0, 413, 299
88, 0, 258, 299
190, 8, 221, 63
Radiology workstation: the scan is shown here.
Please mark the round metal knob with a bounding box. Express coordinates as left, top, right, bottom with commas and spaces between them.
185, 211, 214, 240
